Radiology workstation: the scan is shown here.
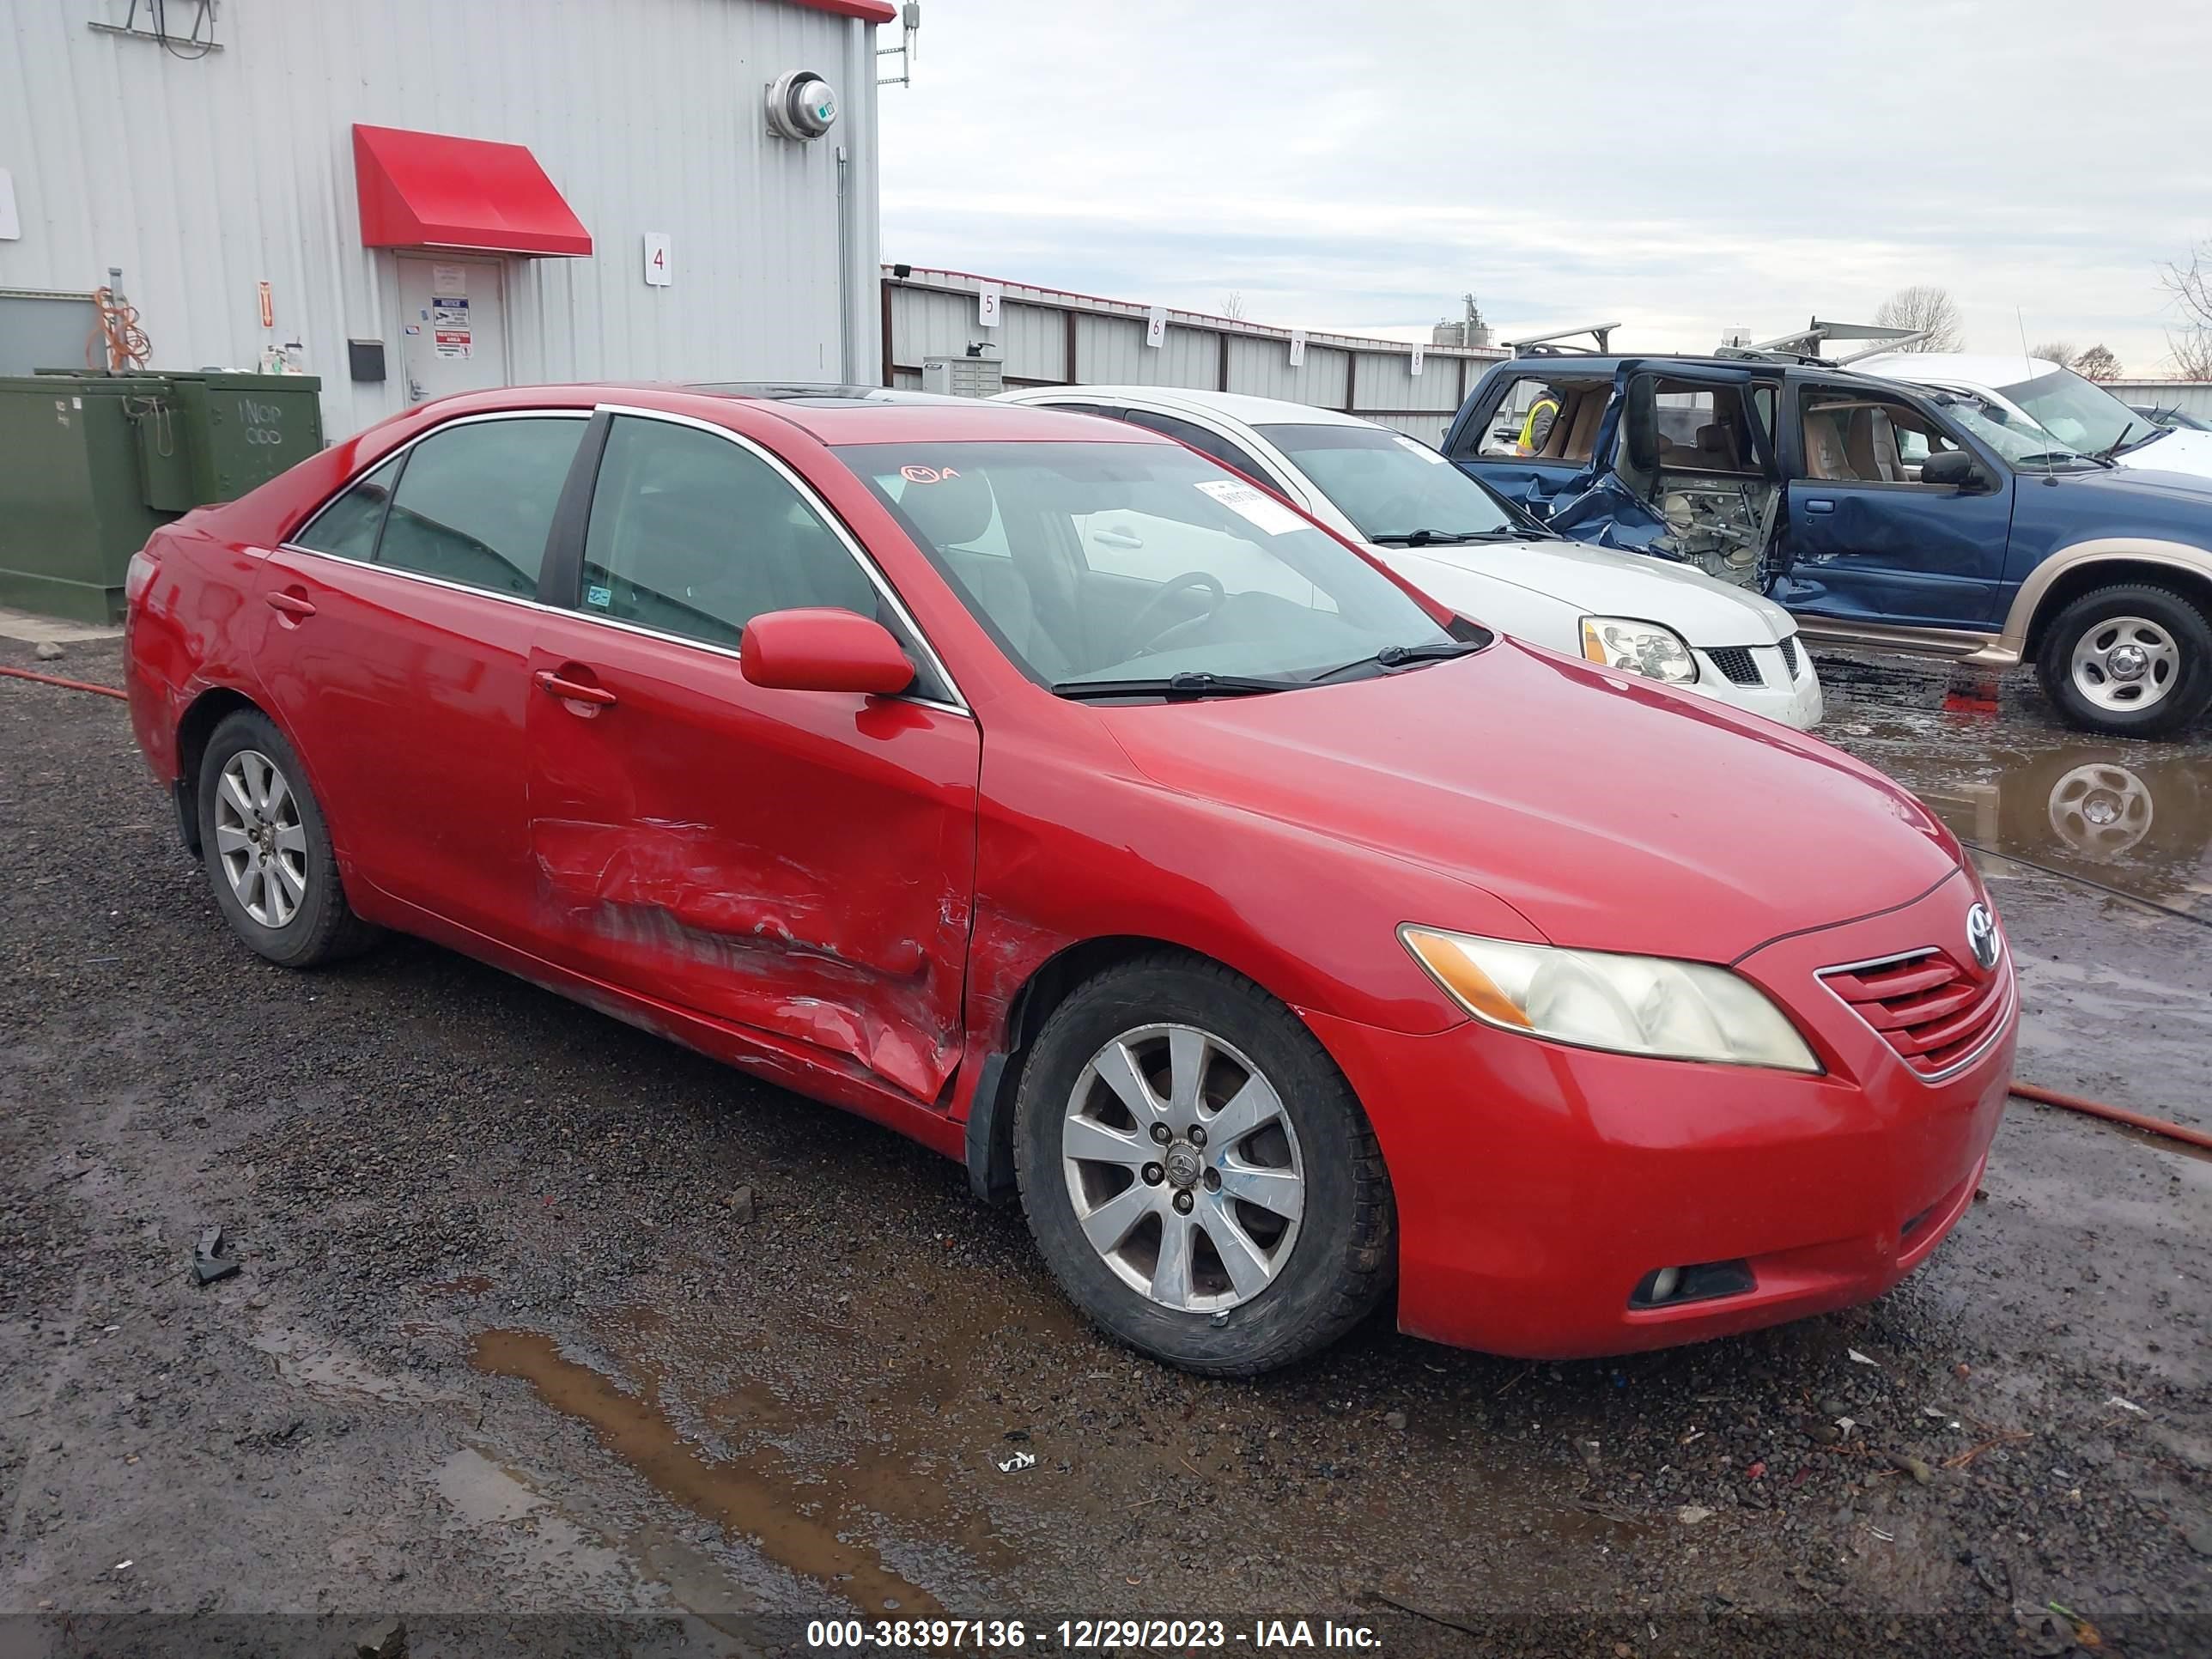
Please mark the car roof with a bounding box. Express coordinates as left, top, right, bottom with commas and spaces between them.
1005, 384, 1377, 430
1849, 352, 2063, 388
580, 382, 1170, 445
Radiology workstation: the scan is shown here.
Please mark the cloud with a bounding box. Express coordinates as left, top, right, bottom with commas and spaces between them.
879, 0, 2212, 377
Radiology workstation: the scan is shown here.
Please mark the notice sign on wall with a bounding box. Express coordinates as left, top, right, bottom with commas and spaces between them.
434, 328, 472, 360
430, 296, 470, 328
643, 232, 673, 288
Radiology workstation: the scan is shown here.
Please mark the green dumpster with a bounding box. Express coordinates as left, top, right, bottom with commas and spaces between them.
165, 371, 325, 506
0, 374, 177, 623
0, 370, 323, 623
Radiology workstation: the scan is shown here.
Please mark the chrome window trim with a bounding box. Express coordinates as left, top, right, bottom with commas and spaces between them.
289, 408, 592, 554
278, 404, 971, 720
590, 402, 971, 715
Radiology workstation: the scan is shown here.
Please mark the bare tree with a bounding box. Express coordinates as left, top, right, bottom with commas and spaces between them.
2074, 343, 2122, 382
2159, 240, 2212, 377
2030, 340, 2079, 369
1221, 292, 1247, 321
1872, 285, 1966, 352
2172, 332, 2212, 380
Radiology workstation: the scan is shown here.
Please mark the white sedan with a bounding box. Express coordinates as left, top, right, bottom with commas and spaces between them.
995, 386, 1822, 729
1852, 352, 2212, 479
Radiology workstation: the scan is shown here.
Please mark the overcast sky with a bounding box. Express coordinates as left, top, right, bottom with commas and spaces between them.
878, 0, 2212, 376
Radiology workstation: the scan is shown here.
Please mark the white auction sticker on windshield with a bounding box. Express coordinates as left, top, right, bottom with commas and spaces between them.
1194, 478, 1306, 536
1395, 434, 1449, 463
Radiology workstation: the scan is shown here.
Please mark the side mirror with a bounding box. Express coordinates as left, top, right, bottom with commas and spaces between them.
740, 608, 915, 696
1920, 448, 1992, 491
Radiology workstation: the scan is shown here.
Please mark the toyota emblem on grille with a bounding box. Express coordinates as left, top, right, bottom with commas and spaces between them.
1966, 902, 2000, 972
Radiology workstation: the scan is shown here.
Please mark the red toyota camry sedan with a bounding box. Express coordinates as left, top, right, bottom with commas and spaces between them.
124, 385, 2016, 1375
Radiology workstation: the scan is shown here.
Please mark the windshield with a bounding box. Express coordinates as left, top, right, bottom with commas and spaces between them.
837, 440, 1455, 691
1993, 367, 2155, 454
1932, 392, 2097, 468
1254, 423, 1519, 541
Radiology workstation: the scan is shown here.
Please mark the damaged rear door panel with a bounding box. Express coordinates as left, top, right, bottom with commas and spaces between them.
524, 410, 981, 1106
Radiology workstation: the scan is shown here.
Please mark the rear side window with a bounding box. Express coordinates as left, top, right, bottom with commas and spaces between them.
377, 417, 586, 596
580, 416, 878, 649
294, 455, 401, 561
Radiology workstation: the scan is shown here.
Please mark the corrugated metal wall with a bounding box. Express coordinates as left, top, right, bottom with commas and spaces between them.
2105, 380, 2212, 420
0, 0, 880, 437
886, 269, 1504, 445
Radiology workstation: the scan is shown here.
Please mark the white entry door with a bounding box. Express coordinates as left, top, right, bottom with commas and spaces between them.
397, 257, 507, 404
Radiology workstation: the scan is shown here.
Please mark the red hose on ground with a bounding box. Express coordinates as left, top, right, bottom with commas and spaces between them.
2012, 1083, 2212, 1152
4, 659, 2209, 1154
0, 665, 127, 701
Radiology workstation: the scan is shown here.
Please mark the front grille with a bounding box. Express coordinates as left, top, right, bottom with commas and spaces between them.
1778, 635, 1801, 679
1707, 646, 1761, 685
1820, 947, 2009, 1079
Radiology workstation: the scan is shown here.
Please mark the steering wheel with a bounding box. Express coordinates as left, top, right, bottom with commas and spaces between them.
1123, 572, 1227, 656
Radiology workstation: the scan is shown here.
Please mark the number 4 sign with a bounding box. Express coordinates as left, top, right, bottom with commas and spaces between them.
642, 233, 673, 288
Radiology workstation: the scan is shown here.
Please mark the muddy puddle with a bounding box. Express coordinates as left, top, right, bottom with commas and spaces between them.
1816, 664, 2212, 920
471, 1328, 943, 1617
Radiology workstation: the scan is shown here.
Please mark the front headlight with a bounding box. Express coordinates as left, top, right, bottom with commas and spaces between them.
1400, 926, 1821, 1073
1580, 616, 1698, 684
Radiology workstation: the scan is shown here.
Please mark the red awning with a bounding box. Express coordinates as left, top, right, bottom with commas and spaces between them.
791, 0, 897, 18
353, 125, 592, 258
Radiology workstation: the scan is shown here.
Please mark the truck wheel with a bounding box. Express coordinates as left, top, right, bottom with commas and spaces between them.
198, 709, 380, 967
2036, 585, 2212, 738
1012, 953, 1395, 1376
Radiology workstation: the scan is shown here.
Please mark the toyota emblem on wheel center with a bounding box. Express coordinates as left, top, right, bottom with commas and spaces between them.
1966, 902, 2001, 972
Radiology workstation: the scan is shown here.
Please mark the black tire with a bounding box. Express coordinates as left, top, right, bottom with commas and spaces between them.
2034, 583, 2212, 738
196, 709, 379, 968
1012, 953, 1395, 1376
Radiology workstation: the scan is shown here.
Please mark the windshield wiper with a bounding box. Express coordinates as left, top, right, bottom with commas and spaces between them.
1368, 528, 1522, 547
2013, 450, 2106, 469
1052, 671, 1300, 702
1306, 641, 1485, 684
2099, 421, 2145, 459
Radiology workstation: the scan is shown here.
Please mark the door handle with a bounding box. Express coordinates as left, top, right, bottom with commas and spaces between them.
264, 589, 318, 618
535, 669, 617, 708
1805, 499, 1836, 514
1092, 528, 1146, 550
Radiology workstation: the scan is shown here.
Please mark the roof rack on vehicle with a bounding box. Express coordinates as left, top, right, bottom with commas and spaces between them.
1713, 319, 1928, 368
1504, 323, 1622, 356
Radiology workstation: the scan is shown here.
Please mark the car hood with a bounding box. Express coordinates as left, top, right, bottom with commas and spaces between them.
2115, 426, 2212, 478
1370, 536, 1796, 647
1098, 638, 1957, 964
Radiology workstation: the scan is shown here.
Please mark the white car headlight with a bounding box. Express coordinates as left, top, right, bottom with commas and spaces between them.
1401, 926, 1821, 1073
1580, 616, 1698, 684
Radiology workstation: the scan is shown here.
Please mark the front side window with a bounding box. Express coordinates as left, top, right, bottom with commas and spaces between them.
294, 455, 402, 561
378, 417, 585, 595
1256, 423, 1516, 543
581, 416, 879, 651
839, 439, 1457, 690
1799, 391, 1982, 484
1119, 409, 1274, 483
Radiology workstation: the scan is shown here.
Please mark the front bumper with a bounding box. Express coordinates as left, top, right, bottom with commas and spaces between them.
1309, 871, 2013, 1359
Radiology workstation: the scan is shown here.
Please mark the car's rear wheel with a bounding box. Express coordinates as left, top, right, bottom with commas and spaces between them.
197, 709, 378, 967
2036, 584, 2212, 738
1012, 953, 1395, 1375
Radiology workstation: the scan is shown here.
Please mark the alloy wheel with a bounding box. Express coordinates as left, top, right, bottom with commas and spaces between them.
214, 749, 309, 927
1060, 1023, 1304, 1314
2069, 616, 2179, 712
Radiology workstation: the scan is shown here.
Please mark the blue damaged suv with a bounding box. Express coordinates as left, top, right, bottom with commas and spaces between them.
1446, 354, 2212, 736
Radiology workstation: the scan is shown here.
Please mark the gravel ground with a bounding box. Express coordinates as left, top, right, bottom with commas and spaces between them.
1, 637, 2207, 1658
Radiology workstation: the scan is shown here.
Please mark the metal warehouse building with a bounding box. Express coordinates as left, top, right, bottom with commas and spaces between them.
0, 0, 894, 437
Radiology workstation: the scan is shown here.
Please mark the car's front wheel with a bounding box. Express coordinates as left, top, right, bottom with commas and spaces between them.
2036, 583, 2212, 738
1012, 954, 1395, 1376
197, 708, 379, 967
